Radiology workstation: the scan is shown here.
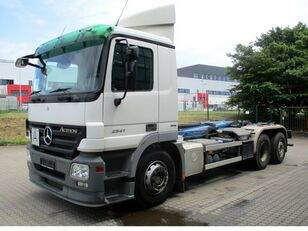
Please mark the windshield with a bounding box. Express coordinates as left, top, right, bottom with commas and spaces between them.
33, 44, 103, 95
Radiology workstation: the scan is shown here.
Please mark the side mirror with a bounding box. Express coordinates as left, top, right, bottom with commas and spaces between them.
15, 54, 47, 76
114, 43, 139, 107
15, 58, 29, 68
127, 46, 139, 61
126, 46, 139, 78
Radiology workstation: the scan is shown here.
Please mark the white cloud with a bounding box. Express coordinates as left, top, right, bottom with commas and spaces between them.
0, 39, 37, 61
43, 0, 126, 32
173, 0, 305, 67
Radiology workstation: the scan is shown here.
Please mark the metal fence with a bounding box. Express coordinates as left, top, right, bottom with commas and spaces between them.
280, 107, 308, 132
239, 105, 281, 124
0, 96, 19, 110
178, 98, 281, 124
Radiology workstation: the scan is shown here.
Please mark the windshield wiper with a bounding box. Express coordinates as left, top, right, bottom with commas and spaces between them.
30, 90, 41, 96
49, 87, 71, 93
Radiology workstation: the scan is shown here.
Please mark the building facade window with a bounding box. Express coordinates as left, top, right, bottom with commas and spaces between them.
206, 90, 231, 96
0, 79, 14, 85
178, 88, 190, 94
193, 73, 199, 78
10, 90, 28, 96
188, 73, 237, 83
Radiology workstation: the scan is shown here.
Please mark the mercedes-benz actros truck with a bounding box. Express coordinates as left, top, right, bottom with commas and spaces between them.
16, 5, 291, 207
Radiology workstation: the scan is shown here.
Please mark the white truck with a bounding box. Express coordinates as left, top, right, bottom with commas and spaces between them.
16, 5, 291, 207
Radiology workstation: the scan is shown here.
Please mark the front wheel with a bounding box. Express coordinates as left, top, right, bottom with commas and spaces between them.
135, 150, 176, 207
253, 134, 271, 170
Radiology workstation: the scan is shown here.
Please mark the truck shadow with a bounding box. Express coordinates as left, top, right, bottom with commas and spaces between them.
32, 190, 207, 225
104, 162, 251, 225
30, 162, 253, 225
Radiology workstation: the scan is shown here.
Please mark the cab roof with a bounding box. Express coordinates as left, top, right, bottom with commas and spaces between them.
35, 24, 113, 59
35, 24, 174, 59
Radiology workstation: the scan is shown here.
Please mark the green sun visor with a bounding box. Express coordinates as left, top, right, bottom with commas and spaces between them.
35, 24, 114, 59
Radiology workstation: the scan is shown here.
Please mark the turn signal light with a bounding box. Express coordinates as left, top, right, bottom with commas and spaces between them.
96, 166, 104, 173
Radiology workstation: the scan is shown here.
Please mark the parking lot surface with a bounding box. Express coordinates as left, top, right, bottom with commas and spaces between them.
0, 135, 308, 226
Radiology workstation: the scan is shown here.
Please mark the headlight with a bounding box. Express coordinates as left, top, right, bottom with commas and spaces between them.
70, 163, 89, 181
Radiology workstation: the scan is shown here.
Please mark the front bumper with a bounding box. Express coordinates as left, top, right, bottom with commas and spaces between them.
27, 145, 107, 207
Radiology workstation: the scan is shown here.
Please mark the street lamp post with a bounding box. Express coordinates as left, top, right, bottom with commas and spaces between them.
19, 69, 22, 110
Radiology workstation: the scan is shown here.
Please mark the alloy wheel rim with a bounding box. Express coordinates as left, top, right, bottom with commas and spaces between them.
144, 161, 169, 195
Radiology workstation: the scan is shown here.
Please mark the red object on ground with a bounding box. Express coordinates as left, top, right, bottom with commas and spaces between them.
7, 85, 31, 104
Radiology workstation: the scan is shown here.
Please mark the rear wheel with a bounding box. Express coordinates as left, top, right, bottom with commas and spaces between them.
270, 132, 286, 164
253, 134, 271, 170
135, 149, 176, 207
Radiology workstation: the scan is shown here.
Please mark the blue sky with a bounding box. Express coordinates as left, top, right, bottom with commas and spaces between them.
0, 0, 307, 67
1, 1, 58, 41
0, 0, 126, 62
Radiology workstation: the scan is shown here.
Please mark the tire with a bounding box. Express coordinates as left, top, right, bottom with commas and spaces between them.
253, 134, 271, 170
270, 132, 286, 164
135, 149, 176, 207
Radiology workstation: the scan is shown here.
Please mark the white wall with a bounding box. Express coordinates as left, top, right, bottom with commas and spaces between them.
0, 59, 34, 85
177, 75, 238, 107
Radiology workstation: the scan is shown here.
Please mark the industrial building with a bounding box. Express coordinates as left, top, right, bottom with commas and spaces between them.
0, 59, 34, 107
177, 64, 238, 111
0, 59, 34, 86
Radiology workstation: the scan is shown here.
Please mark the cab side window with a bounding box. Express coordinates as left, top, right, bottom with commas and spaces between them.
112, 43, 153, 92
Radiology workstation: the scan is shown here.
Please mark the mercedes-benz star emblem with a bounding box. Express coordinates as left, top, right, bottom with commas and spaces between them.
43, 126, 53, 146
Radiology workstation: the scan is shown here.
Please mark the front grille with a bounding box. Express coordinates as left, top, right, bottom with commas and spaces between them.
29, 122, 86, 159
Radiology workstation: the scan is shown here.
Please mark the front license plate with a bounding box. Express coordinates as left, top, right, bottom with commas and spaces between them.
40, 158, 55, 170
31, 128, 40, 146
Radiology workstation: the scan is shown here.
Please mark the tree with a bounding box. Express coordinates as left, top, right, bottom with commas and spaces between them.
227, 22, 308, 112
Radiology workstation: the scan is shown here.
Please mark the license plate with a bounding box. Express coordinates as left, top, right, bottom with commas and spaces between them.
31, 128, 40, 146
40, 158, 55, 170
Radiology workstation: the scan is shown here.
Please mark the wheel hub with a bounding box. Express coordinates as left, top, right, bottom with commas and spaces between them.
144, 161, 169, 195
278, 141, 285, 158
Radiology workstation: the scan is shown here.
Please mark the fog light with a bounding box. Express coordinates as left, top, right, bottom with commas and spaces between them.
77, 181, 88, 188
70, 163, 89, 181
26, 129, 30, 139
26, 150, 31, 162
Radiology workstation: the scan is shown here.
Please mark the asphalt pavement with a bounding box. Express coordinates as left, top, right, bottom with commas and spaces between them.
0, 135, 307, 226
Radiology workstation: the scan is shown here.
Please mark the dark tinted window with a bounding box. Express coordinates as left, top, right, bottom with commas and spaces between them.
178, 88, 190, 94
0, 79, 14, 85
112, 43, 153, 92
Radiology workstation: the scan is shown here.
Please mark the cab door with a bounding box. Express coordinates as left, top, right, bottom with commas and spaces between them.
103, 37, 158, 151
